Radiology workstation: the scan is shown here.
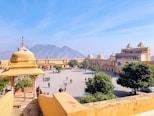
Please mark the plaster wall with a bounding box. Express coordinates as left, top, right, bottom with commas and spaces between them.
0, 91, 14, 116
38, 95, 66, 116
39, 92, 154, 116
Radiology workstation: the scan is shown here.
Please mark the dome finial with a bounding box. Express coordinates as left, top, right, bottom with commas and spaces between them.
22, 36, 24, 47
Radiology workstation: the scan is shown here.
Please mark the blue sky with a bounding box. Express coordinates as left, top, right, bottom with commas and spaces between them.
0, 0, 154, 58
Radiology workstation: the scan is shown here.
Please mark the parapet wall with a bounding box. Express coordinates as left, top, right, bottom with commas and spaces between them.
84, 93, 154, 116
39, 92, 154, 116
0, 91, 14, 116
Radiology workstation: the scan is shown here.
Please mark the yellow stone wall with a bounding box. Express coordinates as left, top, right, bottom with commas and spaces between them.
38, 93, 87, 116
38, 95, 67, 116
87, 59, 115, 72
39, 92, 154, 116
36, 58, 85, 69
0, 91, 14, 116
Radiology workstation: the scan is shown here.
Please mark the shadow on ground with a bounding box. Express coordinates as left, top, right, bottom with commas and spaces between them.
83, 72, 93, 75
113, 90, 131, 97
21, 99, 43, 116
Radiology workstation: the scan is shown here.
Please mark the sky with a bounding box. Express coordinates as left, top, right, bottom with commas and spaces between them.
0, 0, 154, 58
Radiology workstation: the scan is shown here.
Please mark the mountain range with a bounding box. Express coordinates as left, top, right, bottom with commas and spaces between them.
0, 44, 85, 60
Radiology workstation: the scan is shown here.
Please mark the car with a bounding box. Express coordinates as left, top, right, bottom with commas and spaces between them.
140, 87, 154, 93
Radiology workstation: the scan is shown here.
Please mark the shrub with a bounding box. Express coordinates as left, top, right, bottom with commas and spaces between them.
79, 95, 96, 104
79, 92, 117, 104
15, 78, 32, 89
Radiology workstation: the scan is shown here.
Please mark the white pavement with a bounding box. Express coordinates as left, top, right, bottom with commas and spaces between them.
36, 69, 131, 98
36, 69, 92, 98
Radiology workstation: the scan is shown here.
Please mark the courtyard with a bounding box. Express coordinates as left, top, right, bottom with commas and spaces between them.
36, 68, 132, 98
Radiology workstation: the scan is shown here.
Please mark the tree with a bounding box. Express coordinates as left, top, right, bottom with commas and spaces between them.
15, 78, 32, 89
54, 65, 63, 73
117, 62, 154, 95
85, 72, 114, 94
82, 60, 89, 71
79, 72, 116, 104
0, 77, 9, 92
90, 65, 99, 74
68, 59, 78, 68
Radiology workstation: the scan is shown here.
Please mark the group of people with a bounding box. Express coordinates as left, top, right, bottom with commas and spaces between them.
58, 77, 73, 93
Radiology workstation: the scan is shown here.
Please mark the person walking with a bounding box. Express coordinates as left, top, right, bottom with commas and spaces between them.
48, 82, 50, 88
64, 87, 67, 92
70, 79, 72, 84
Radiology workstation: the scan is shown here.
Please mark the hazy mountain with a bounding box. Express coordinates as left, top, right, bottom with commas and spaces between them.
0, 44, 85, 60
151, 56, 154, 61
0, 50, 12, 60
30, 44, 85, 58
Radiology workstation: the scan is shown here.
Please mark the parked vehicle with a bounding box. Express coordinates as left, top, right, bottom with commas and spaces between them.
140, 87, 154, 93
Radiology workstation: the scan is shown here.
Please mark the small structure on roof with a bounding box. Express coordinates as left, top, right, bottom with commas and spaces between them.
0, 37, 45, 98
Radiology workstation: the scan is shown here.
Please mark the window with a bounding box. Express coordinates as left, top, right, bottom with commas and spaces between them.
117, 62, 121, 66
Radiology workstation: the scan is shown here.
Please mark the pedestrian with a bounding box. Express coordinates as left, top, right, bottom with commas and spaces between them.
64, 87, 66, 92
85, 78, 87, 82
64, 83, 67, 87
70, 79, 72, 84
66, 77, 68, 80
48, 82, 50, 88
59, 88, 63, 92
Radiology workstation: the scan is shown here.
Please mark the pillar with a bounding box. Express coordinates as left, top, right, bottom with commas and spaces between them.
32, 75, 37, 99
10, 76, 15, 93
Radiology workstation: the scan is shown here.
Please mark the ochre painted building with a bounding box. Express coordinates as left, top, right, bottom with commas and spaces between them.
0, 42, 152, 74
0, 41, 154, 116
115, 42, 151, 73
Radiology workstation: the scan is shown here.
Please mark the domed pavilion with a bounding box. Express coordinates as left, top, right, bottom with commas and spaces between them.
0, 38, 45, 98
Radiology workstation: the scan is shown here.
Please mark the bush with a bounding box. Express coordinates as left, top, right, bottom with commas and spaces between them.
54, 65, 63, 73
15, 78, 32, 89
79, 95, 96, 104
79, 92, 117, 104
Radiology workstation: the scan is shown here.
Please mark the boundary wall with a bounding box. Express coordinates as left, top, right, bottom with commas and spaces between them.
0, 91, 14, 116
38, 92, 154, 116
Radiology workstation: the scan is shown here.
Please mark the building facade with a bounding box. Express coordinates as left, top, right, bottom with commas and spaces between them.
115, 42, 151, 73
0, 42, 151, 74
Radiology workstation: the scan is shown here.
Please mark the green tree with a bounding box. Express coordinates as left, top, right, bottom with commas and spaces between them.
85, 72, 114, 94
68, 59, 78, 68
54, 65, 63, 73
90, 65, 99, 74
82, 60, 89, 71
0, 77, 9, 92
15, 78, 32, 89
117, 62, 154, 95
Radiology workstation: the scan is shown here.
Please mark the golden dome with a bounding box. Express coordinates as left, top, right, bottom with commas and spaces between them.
87, 54, 93, 59
97, 54, 104, 60
109, 53, 116, 61
110, 53, 115, 57
138, 42, 144, 48
127, 43, 132, 49
10, 38, 36, 63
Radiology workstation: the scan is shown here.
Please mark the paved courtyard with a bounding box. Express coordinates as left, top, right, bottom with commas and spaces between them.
36, 69, 132, 98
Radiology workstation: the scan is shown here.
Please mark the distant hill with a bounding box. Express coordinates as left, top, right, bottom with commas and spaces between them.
30, 44, 85, 58
0, 50, 12, 60
151, 56, 154, 61
0, 44, 85, 60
